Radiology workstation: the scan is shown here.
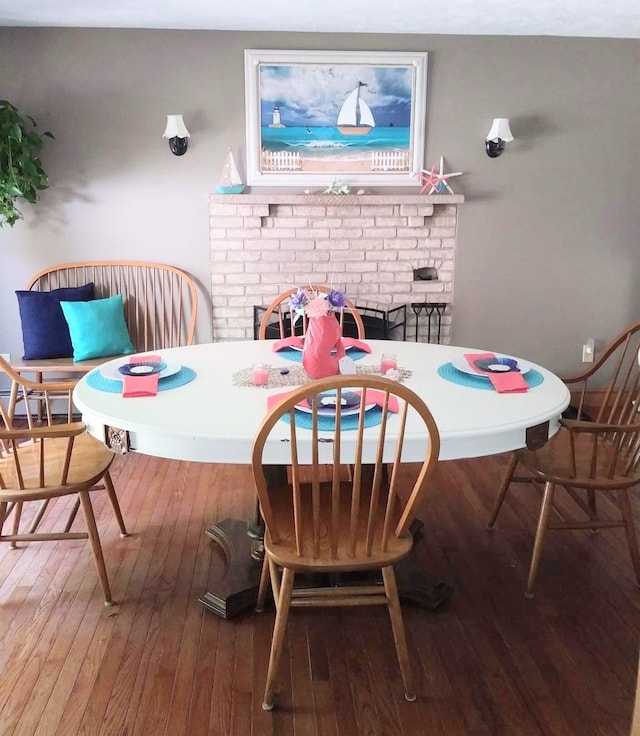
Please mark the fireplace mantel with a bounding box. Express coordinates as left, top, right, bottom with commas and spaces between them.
210, 193, 464, 342
210, 193, 464, 206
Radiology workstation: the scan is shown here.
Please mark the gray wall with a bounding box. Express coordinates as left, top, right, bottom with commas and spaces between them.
1, 28, 639, 379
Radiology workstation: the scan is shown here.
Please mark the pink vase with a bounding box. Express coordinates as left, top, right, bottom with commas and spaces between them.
302, 314, 346, 379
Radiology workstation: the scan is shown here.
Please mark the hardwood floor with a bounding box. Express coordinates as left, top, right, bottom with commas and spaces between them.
1, 451, 639, 735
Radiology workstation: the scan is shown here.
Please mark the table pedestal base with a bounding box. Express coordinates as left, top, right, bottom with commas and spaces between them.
199, 518, 452, 619
198, 518, 262, 620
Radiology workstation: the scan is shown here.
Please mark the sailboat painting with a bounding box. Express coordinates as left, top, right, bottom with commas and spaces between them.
336, 82, 376, 135
216, 148, 245, 194
244, 50, 428, 186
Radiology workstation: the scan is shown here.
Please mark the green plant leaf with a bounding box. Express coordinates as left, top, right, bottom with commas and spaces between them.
0, 101, 53, 227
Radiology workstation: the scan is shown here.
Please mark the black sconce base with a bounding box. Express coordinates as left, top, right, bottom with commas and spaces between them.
485, 139, 504, 158
169, 136, 188, 156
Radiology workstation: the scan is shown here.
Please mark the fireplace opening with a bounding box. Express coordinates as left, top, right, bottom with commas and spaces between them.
253, 304, 407, 341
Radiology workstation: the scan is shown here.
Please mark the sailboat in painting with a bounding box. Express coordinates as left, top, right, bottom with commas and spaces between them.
216, 148, 245, 194
336, 81, 376, 135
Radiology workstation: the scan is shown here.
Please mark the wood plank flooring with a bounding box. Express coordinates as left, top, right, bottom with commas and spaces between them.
0, 451, 639, 735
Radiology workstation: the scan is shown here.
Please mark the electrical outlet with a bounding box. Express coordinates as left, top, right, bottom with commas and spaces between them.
581, 339, 595, 363
0, 353, 10, 363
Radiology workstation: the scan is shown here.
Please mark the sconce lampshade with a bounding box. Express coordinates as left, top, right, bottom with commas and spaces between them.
485, 118, 514, 158
162, 114, 190, 156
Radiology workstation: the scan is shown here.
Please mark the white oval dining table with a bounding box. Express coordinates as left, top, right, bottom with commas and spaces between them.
73, 339, 571, 618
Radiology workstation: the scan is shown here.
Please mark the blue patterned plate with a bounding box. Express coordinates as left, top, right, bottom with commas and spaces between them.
118, 361, 166, 376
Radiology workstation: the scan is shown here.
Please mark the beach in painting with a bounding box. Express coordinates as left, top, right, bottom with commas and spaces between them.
260, 125, 411, 173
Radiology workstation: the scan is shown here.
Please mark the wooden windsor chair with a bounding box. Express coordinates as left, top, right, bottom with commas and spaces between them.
487, 321, 640, 597
251, 374, 441, 710
0, 355, 127, 583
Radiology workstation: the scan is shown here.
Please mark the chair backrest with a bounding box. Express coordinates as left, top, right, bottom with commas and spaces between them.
258, 285, 365, 340
559, 322, 640, 488
0, 422, 92, 495
251, 375, 440, 563
565, 321, 640, 424
27, 261, 198, 351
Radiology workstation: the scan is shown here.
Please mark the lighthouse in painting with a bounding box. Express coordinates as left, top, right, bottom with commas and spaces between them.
269, 106, 285, 128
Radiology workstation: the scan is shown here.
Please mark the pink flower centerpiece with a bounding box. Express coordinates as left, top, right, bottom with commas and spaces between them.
289, 287, 347, 379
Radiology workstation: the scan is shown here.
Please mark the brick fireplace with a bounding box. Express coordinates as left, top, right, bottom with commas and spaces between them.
209, 193, 464, 342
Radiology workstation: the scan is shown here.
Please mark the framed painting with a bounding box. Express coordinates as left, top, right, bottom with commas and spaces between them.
244, 49, 428, 187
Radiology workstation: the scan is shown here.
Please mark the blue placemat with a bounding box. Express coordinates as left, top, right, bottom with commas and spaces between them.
87, 366, 197, 393
437, 362, 544, 391
280, 405, 387, 431
276, 347, 368, 363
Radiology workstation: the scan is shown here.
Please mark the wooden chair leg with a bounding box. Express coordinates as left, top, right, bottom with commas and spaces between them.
103, 471, 128, 536
617, 489, 640, 586
78, 490, 113, 606
256, 555, 270, 612
268, 558, 281, 613
27, 499, 51, 534
262, 566, 295, 711
382, 565, 415, 701
526, 481, 556, 598
487, 453, 518, 529
63, 498, 81, 533
10, 500, 23, 548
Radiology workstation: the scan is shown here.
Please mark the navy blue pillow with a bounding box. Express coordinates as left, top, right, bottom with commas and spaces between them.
16, 283, 95, 360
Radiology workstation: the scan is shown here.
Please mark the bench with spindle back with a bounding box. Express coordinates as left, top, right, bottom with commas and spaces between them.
8, 260, 198, 418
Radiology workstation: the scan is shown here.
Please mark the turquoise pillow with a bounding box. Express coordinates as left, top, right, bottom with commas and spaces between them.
60, 294, 135, 362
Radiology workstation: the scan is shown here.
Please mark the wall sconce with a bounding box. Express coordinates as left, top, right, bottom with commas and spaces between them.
485, 118, 514, 158
162, 114, 190, 156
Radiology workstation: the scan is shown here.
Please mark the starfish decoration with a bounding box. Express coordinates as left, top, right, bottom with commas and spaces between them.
416, 156, 463, 195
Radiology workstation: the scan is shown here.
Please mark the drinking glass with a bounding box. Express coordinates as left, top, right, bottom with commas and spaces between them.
380, 353, 398, 375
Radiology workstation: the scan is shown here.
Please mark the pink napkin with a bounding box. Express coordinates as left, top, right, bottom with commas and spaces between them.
463, 352, 529, 393
341, 337, 371, 353
272, 335, 304, 352
122, 354, 161, 398
267, 388, 399, 414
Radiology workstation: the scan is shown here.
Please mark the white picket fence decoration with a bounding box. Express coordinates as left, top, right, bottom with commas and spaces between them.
261, 150, 302, 171
370, 150, 410, 171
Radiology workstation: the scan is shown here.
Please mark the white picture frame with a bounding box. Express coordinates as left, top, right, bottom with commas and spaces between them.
244, 49, 428, 187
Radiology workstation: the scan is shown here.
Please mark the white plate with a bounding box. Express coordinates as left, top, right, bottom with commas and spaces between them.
100, 358, 181, 382
451, 354, 532, 378
295, 402, 376, 417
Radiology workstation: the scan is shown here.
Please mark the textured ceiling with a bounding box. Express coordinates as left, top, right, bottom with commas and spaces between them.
1, 0, 640, 38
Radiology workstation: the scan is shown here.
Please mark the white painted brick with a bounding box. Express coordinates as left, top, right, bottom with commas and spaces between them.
327, 251, 365, 262
362, 272, 394, 283
244, 239, 281, 250
226, 251, 260, 262
397, 227, 432, 238
211, 252, 227, 263
363, 228, 397, 238
214, 263, 244, 274
226, 227, 262, 239
291, 206, 327, 216
270, 217, 309, 228
434, 216, 457, 227
226, 273, 260, 284
259, 227, 298, 238
408, 216, 426, 227
294, 251, 330, 263
209, 228, 227, 239
349, 239, 384, 251
341, 217, 375, 228
329, 228, 363, 239
211, 216, 245, 228
327, 206, 361, 216
375, 217, 406, 227
210, 204, 239, 216
296, 228, 330, 239
312, 218, 343, 228
389, 239, 419, 251
281, 239, 316, 250
315, 239, 350, 250
429, 228, 456, 238
212, 240, 246, 251
246, 284, 280, 297
365, 251, 398, 261
360, 205, 394, 216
